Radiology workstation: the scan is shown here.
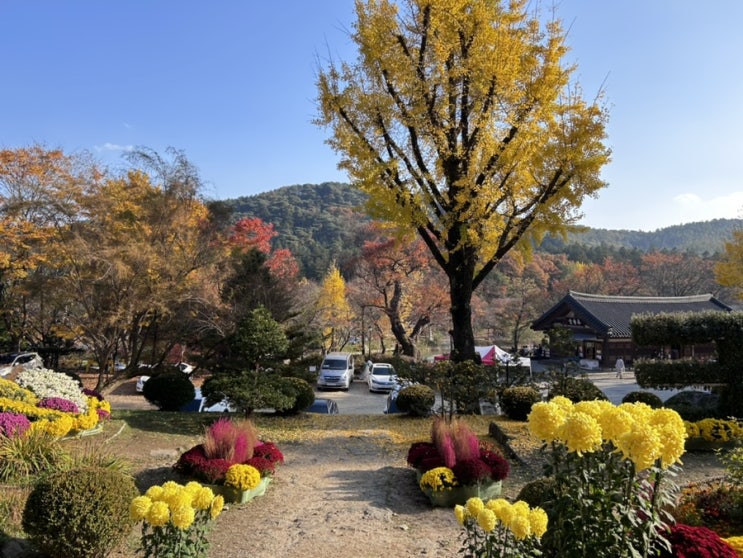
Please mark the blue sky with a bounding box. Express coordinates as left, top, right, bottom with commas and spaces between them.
2, 1, 742, 232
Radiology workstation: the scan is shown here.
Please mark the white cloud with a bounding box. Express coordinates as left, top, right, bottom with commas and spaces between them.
672, 191, 743, 223
95, 142, 134, 153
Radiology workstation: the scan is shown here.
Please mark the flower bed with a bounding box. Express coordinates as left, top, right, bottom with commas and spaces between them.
0, 373, 111, 440
175, 417, 283, 504
684, 418, 743, 451
407, 417, 509, 507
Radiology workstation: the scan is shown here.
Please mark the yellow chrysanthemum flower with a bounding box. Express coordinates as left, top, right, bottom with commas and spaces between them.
145, 500, 170, 528
476, 508, 497, 533
160, 483, 182, 507
170, 504, 196, 530
129, 496, 152, 522
44, 414, 74, 437
193, 486, 215, 510
169, 489, 193, 511
210, 495, 225, 520
558, 412, 603, 455
145, 485, 164, 500
454, 504, 466, 525
510, 500, 530, 516
225, 464, 262, 491
617, 422, 662, 471
528, 402, 567, 443
573, 400, 613, 421
648, 408, 687, 467
486, 498, 513, 525
466, 497, 485, 518
509, 513, 531, 540
74, 408, 99, 431
618, 402, 653, 423
597, 406, 635, 445
550, 396, 573, 411
684, 420, 700, 439
528, 507, 548, 538
184, 481, 203, 495
419, 467, 457, 492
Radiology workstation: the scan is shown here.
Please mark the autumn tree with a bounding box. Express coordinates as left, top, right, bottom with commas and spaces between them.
639, 251, 717, 297
479, 252, 552, 351
316, 263, 354, 352
350, 223, 446, 357
316, 0, 610, 361
0, 146, 92, 355
715, 231, 743, 300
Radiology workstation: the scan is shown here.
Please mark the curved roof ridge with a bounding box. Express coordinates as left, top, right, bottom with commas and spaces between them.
568, 291, 716, 303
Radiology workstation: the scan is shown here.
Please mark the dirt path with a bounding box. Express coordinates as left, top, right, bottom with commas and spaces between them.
207, 436, 465, 558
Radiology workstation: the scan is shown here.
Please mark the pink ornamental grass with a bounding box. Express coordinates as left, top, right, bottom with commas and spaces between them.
432, 418, 457, 468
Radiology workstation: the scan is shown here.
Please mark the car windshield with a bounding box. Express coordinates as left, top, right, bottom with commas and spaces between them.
372, 366, 394, 376
322, 359, 346, 370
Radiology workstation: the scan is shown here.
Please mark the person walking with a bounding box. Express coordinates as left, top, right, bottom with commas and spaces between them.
615, 356, 626, 379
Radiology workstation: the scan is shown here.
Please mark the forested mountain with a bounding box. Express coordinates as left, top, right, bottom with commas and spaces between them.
227, 182, 741, 280
228, 182, 370, 280
542, 219, 741, 257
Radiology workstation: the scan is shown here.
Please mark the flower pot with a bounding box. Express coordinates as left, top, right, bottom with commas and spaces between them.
208, 476, 272, 504
416, 471, 502, 507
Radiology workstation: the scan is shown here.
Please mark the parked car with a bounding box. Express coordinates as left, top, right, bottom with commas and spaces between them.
367, 363, 397, 393
316, 352, 355, 391
175, 362, 194, 375
307, 398, 339, 415
135, 375, 150, 393
0, 352, 43, 377
192, 387, 235, 413
384, 387, 402, 414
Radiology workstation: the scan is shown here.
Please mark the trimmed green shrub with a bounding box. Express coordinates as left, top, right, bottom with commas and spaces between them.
275, 377, 315, 415
635, 359, 724, 389
718, 383, 743, 420
622, 391, 664, 408
500, 386, 541, 421
395, 384, 436, 417
22, 467, 138, 558
516, 477, 556, 508
664, 390, 721, 421
142, 372, 195, 411
548, 377, 608, 403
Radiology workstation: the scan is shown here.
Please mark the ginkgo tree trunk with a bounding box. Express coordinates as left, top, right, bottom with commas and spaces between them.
316, 0, 610, 361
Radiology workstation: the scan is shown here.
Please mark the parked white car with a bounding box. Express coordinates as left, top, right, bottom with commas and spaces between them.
0, 352, 43, 377
176, 362, 194, 374
367, 363, 397, 393
135, 375, 150, 393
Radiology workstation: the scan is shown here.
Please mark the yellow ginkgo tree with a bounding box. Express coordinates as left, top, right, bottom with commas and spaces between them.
316, 0, 611, 361
316, 263, 355, 352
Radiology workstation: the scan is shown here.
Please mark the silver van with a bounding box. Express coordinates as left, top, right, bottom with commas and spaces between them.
316, 352, 355, 391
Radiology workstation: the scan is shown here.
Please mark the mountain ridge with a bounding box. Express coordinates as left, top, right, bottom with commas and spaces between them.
225, 182, 740, 279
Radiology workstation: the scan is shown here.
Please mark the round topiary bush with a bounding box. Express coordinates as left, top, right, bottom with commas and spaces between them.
142, 372, 195, 411
22, 467, 138, 558
499, 386, 541, 421
548, 377, 608, 403
664, 390, 720, 421
622, 391, 664, 408
395, 384, 436, 417
276, 377, 315, 415
516, 477, 556, 508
